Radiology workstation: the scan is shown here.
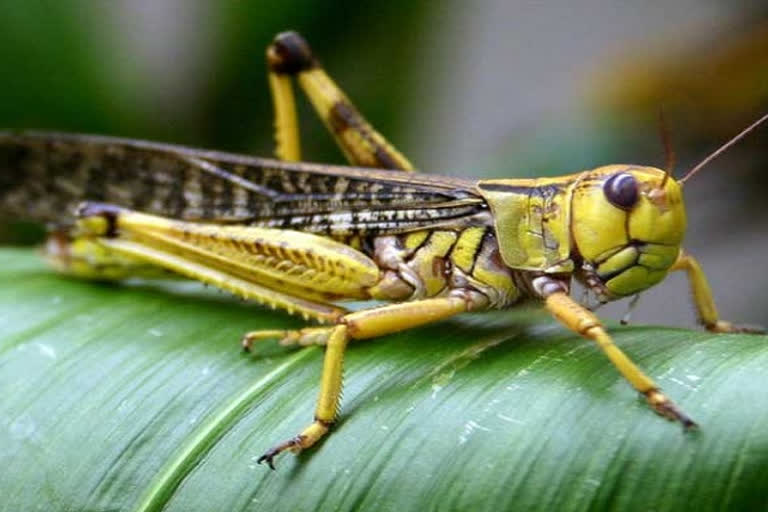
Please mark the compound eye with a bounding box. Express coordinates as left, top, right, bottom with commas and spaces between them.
604, 173, 639, 210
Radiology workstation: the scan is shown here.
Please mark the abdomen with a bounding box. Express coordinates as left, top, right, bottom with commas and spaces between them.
363, 227, 523, 309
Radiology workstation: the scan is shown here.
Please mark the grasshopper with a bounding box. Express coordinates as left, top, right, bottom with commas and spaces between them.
0, 31, 765, 469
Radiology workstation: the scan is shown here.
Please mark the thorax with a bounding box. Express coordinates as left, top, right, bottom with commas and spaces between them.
358, 227, 529, 309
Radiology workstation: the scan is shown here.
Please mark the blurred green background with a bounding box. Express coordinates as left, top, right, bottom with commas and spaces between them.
1, 1, 767, 327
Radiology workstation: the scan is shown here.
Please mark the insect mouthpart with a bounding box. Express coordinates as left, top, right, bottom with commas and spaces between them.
586, 241, 679, 298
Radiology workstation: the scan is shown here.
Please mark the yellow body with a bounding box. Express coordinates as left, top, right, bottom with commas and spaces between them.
477, 164, 686, 299
476, 176, 576, 272
569, 165, 685, 297
2, 30, 763, 470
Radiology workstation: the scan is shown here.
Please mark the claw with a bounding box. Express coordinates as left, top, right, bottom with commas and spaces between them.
257, 452, 277, 471
257, 435, 305, 470
241, 329, 288, 352
708, 320, 766, 335
644, 389, 698, 430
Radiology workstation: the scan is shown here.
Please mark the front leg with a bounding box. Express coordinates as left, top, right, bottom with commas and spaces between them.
536, 277, 696, 429
670, 249, 765, 334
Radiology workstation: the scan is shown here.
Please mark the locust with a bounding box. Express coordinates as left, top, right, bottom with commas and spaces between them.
0, 31, 765, 470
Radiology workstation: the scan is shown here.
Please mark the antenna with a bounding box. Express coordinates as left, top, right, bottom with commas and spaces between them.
680, 112, 768, 183
658, 108, 675, 189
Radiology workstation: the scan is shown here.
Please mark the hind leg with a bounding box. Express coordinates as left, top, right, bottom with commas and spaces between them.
266, 31, 414, 171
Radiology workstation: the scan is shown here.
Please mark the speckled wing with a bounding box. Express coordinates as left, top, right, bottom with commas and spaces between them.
0, 132, 489, 237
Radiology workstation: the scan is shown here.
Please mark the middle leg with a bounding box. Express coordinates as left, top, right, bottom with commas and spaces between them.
255, 294, 480, 468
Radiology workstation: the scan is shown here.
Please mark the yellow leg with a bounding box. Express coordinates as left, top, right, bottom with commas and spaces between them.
268, 72, 301, 161
72, 204, 349, 323
98, 238, 346, 323
542, 285, 696, 429
43, 229, 177, 282
244, 295, 472, 348
257, 324, 348, 469
670, 249, 765, 333
255, 296, 473, 468
266, 31, 414, 170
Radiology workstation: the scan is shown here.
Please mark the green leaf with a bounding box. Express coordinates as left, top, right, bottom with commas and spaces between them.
1, 247, 767, 511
